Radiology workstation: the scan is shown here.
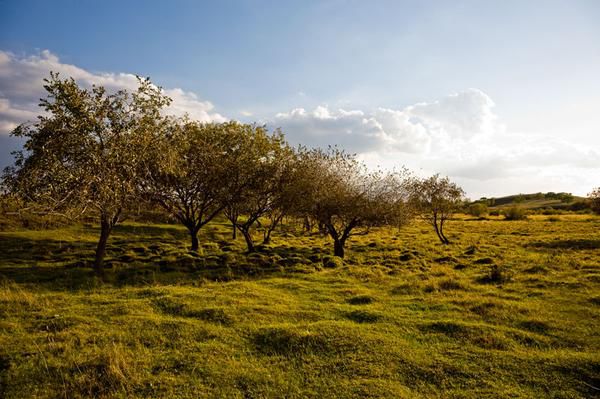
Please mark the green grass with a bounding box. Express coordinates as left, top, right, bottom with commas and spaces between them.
1, 216, 599, 398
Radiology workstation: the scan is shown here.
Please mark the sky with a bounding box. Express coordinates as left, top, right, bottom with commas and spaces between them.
0, 0, 599, 199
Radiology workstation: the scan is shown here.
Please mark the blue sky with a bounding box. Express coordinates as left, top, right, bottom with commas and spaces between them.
1, 0, 599, 197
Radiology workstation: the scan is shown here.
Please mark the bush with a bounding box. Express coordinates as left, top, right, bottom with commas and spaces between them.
503, 206, 527, 220
468, 203, 488, 217
489, 210, 500, 217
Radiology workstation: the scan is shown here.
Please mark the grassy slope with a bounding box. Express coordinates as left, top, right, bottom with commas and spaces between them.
487, 194, 586, 210
1, 215, 599, 398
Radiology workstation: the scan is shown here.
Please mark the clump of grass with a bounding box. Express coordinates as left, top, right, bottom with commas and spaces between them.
464, 245, 477, 255
186, 307, 234, 326
420, 321, 510, 350
343, 309, 382, 323
518, 319, 551, 334
64, 344, 140, 398
152, 296, 186, 316
251, 325, 352, 356
347, 295, 375, 305
322, 255, 343, 268
437, 278, 466, 291
524, 265, 548, 274
391, 282, 422, 295
480, 264, 513, 284
434, 256, 458, 264
590, 296, 600, 306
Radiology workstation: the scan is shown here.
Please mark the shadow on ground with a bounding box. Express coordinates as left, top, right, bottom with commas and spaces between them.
0, 232, 326, 290
526, 239, 600, 250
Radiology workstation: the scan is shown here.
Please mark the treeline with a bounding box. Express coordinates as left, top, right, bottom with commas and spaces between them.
1, 75, 597, 277
0, 75, 466, 276
478, 192, 577, 207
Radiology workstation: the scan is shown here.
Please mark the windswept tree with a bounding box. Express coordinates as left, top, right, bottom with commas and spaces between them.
293, 148, 411, 258
2, 73, 171, 275
141, 121, 236, 251
409, 174, 465, 244
589, 187, 600, 214
222, 126, 294, 252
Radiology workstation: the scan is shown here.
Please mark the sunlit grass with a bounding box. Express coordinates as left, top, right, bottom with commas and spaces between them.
1, 216, 599, 398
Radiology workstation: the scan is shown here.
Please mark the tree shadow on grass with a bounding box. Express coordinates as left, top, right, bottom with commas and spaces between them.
0, 234, 321, 291
526, 239, 600, 251
111, 223, 188, 241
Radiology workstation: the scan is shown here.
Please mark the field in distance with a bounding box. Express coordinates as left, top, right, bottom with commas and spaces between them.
1, 215, 599, 398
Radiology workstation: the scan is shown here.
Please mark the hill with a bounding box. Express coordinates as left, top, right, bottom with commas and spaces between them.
477, 192, 588, 211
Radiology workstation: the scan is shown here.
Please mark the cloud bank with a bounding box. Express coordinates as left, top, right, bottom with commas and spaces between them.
1, 49, 597, 198
267, 90, 598, 198
271, 88, 496, 155
0, 49, 225, 137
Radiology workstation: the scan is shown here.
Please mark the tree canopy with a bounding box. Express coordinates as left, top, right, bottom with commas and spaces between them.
3, 73, 171, 274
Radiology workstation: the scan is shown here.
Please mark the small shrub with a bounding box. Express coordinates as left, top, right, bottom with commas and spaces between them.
468, 203, 488, 217
503, 207, 527, 220
487, 265, 513, 283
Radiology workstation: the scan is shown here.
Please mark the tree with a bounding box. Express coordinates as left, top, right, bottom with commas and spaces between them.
2, 73, 170, 275
222, 125, 294, 252
141, 120, 235, 251
589, 188, 600, 214
409, 174, 465, 244
292, 148, 411, 258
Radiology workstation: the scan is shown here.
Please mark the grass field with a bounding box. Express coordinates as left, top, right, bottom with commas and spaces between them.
1, 215, 599, 398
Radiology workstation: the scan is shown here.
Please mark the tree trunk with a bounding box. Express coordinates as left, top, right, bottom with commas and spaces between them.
439, 227, 449, 244
94, 217, 111, 277
439, 218, 450, 244
433, 222, 448, 244
333, 239, 345, 258
232, 223, 237, 239
190, 230, 200, 252
241, 228, 255, 253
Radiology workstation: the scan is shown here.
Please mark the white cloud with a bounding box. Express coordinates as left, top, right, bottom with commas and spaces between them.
0, 49, 225, 136
269, 88, 497, 154
268, 89, 599, 197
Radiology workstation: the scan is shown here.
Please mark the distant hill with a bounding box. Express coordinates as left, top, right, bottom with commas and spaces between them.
476, 192, 588, 210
